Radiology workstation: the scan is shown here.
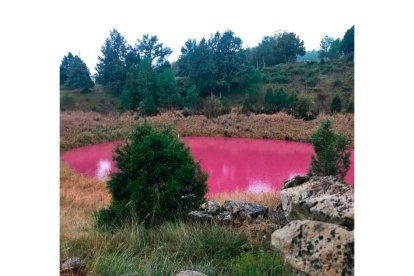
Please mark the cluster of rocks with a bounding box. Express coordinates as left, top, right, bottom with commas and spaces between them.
188, 175, 354, 275
271, 175, 354, 276
188, 199, 287, 227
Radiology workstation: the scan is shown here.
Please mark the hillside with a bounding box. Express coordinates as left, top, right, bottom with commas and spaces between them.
60, 58, 354, 116
226, 58, 354, 114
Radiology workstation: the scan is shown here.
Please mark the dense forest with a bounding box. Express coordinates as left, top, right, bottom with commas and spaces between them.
60, 26, 354, 119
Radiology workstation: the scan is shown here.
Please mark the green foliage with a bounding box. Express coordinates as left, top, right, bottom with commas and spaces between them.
157, 68, 180, 108
318, 36, 334, 62
296, 50, 319, 62
95, 29, 129, 94
139, 95, 158, 116
185, 84, 201, 109
60, 52, 94, 90
330, 94, 342, 114
346, 101, 354, 113
250, 31, 306, 68
328, 38, 342, 59
332, 79, 343, 87
242, 94, 253, 114
76, 220, 283, 275
123, 59, 159, 110
303, 76, 319, 87
231, 251, 291, 276
274, 88, 289, 111
136, 34, 172, 67
263, 88, 275, 113
291, 95, 314, 120
340, 26, 354, 56
263, 88, 289, 113
177, 30, 250, 96
309, 119, 351, 181
96, 123, 207, 227
60, 93, 74, 110
202, 95, 228, 118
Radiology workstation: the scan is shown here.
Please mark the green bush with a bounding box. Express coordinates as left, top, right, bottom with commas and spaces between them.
332, 79, 343, 87
139, 95, 158, 116
202, 96, 227, 118
60, 94, 74, 110
303, 77, 318, 87
309, 119, 351, 181
330, 94, 342, 114
96, 123, 208, 227
272, 73, 289, 84
231, 251, 291, 276
242, 94, 253, 115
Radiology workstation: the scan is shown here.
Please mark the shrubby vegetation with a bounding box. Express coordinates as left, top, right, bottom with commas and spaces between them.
60, 26, 354, 119
309, 119, 351, 181
96, 123, 207, 227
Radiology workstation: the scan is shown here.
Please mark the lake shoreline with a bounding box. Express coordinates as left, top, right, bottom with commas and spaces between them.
60, 110, 354, 151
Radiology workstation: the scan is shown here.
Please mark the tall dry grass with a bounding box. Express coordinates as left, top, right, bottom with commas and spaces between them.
61, 110, 354, 151
209, 190, 281, 208
60, 164, 110, 244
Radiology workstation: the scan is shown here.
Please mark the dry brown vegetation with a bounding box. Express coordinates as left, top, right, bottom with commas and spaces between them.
209, 191, 281, 208
61, 110, 354, 151
60, 165, 110, 248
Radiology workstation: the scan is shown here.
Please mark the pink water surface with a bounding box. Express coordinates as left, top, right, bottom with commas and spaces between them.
61, 137, 354, 196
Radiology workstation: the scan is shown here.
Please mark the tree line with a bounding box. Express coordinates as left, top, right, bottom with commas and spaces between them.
60, 26, 354, 115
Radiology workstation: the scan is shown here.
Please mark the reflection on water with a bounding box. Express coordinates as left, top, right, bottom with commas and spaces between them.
61, 137, 354, 197
247, 179, 273, 193
97, 159, 111, 180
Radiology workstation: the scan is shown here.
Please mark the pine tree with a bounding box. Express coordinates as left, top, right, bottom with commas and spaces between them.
185, 85, 201, 109
123, 59, 159, 110
95, 29, 128, 94
60, 52, 93, 90
96, 123, 207, 227
157, 68, 178, 107
309, 119, 351, 181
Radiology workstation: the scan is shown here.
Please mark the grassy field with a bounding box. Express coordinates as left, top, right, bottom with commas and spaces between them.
60, 165, 291, 275
60, 110, 354, 151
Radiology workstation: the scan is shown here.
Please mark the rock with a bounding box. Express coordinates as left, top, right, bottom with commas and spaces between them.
223, 200, 268, 219
283, 175, 310, 189
216, 211, 232, 222
281, 176, 354, 229
271, 220, 354, 276
176, 271, 207, 276
266, 204, 288, 227
61, 257, 82, 270
188, 211, 213, 221
61, 256, 83, 276
200, 200, 221, 214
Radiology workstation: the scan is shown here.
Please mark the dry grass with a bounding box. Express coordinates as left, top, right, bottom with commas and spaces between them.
60, 164, 110, 244
209, 190, 281, 208
61, 110, 354, 151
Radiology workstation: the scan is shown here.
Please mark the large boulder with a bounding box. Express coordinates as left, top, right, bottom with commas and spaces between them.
281, 176, 354, 229
271, 220, 354, 276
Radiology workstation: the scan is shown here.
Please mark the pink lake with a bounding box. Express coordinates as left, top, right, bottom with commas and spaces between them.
61, 137, 354, 196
